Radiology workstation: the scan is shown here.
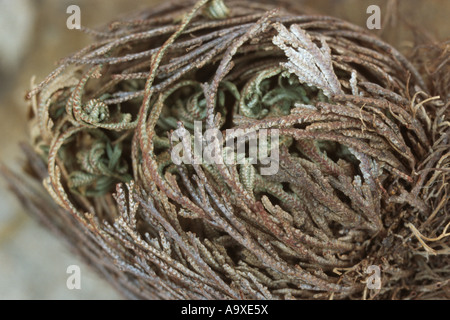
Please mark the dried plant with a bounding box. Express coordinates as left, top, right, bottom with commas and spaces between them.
2, 0, 449, 299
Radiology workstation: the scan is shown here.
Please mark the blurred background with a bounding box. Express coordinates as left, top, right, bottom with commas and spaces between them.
0, 0, 448, 299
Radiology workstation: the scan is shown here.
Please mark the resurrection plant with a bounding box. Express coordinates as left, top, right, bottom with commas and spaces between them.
2, 0, 449, 299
